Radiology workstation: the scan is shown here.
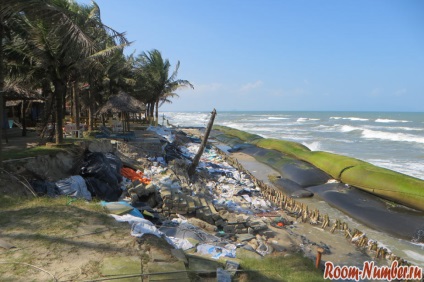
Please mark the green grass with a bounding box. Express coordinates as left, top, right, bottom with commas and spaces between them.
237, 253, 324, 281
1, 146, 66, 161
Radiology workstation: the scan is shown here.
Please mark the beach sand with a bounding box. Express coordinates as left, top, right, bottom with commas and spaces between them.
229, 151, 374, 268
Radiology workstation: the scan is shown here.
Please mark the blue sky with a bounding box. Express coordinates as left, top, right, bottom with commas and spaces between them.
79, 0, 423, 112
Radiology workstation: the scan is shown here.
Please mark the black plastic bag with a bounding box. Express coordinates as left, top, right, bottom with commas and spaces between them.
80, 152, 119, 187
30, 179, 58, 197
84, 177, 121, 202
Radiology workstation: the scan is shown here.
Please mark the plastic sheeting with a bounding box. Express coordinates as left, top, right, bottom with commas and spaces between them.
80, 152, 121, 188
56, 175, 92, 201
196, 244, 236, 259
85, 177, 121, 202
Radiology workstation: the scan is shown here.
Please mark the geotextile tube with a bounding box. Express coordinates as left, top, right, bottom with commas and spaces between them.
307, 183, 424, 241
213, 125, 424, 212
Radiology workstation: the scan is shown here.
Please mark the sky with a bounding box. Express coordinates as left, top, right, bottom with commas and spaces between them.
79, 0, 424, 112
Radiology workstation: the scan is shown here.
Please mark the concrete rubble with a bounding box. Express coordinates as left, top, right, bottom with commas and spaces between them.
115, 130, 285, 257
90, 126, 301, 279
23, 126, 312, 280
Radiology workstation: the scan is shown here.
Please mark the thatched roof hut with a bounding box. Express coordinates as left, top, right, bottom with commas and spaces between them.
97, 91, 145, 115
97, 91, 145, 132
3, 82, 44, 101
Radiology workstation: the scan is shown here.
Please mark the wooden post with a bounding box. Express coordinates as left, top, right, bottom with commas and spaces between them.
316, 247, 324, 268
188, 109, 217, 177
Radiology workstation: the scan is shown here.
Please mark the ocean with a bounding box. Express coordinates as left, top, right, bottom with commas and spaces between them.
164, 111, 424, 180
164, 111, 424, 266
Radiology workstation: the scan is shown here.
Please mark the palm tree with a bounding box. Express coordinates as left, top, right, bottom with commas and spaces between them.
1, 0, 128, 144
135, 49, 193, 123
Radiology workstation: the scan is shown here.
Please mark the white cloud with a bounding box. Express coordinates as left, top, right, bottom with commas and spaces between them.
193, 82, 223, 92
394, 88, 407, 96
239, 80, 263, 92
370, 88, 383, 96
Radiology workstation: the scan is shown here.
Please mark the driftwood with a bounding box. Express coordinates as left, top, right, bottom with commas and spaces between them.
188, 109, 216, 177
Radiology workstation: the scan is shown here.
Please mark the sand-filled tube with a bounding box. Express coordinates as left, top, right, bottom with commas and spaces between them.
341, 165, 424, 212
299, 152, 367, 179
213, 125, 263, 143
213, 125, 424, 212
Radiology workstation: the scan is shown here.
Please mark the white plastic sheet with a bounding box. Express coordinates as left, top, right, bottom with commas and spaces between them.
196, 244, 236, 259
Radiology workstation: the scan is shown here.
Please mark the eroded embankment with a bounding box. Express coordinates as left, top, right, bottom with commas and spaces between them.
212, 125, 424, 243
213, 125, 424, 212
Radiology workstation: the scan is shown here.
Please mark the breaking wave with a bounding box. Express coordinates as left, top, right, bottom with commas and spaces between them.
330, 116, 369, 121
375, 118, 409, 123
362, 129, 424, 144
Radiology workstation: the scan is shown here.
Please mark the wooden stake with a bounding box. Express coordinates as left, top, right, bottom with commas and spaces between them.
188, 109, 217, 177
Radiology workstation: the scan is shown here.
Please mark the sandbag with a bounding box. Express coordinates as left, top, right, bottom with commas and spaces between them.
213, 125, 263, 143
243, 146, 330, 187
341, 165, 424, 211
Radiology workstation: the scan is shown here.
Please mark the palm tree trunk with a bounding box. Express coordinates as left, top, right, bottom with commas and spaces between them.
21, 100, 27, 136
73, 79, 80, 129
149, 102, 155, 122
145, 104, 150, 120
53, 79, 65, 144
155, 99, 159, 120
0, 21, 4, 167
88, 89, 94, 131
155, 99, 159, 126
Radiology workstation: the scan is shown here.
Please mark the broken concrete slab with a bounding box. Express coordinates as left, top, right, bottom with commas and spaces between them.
171, 249, 188, 264
146, 261, 189, 281
101, 256, 141, 282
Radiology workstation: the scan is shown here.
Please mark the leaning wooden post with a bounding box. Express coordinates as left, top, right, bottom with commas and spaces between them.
188, 109, 217, 177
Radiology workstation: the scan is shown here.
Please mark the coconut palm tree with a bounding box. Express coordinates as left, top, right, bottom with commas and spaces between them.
135, 49, 193, 123
1, 0, 128, 144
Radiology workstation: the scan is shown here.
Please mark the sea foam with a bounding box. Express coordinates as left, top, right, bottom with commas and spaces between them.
362, 129, 424, 144
375, 118, 409, 123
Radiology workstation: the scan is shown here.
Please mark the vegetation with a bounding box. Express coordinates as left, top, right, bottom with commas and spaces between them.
0, 0, 192, 156
0, 195, 127, 281
238, 254, 324, 281
0, 146, 65, 161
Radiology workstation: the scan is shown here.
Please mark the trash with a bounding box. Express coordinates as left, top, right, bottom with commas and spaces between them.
30, 179, 59, 197
160, 222, 220, 244
196, 244, 236, 259
167, 237, 194, 250
104, 152, 123, 183
131, 219, 163, 238
80, 152, 121, 188
101, 201, 144, 218
121, 167, 151, 184
256, 241, 273, 256
85, 177, 122, 202
55, 175, 92, 201
110, 214, 148, 224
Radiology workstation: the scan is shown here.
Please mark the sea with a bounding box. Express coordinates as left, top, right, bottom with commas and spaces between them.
164, 110, 424, 266
164, 111, 424, 180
